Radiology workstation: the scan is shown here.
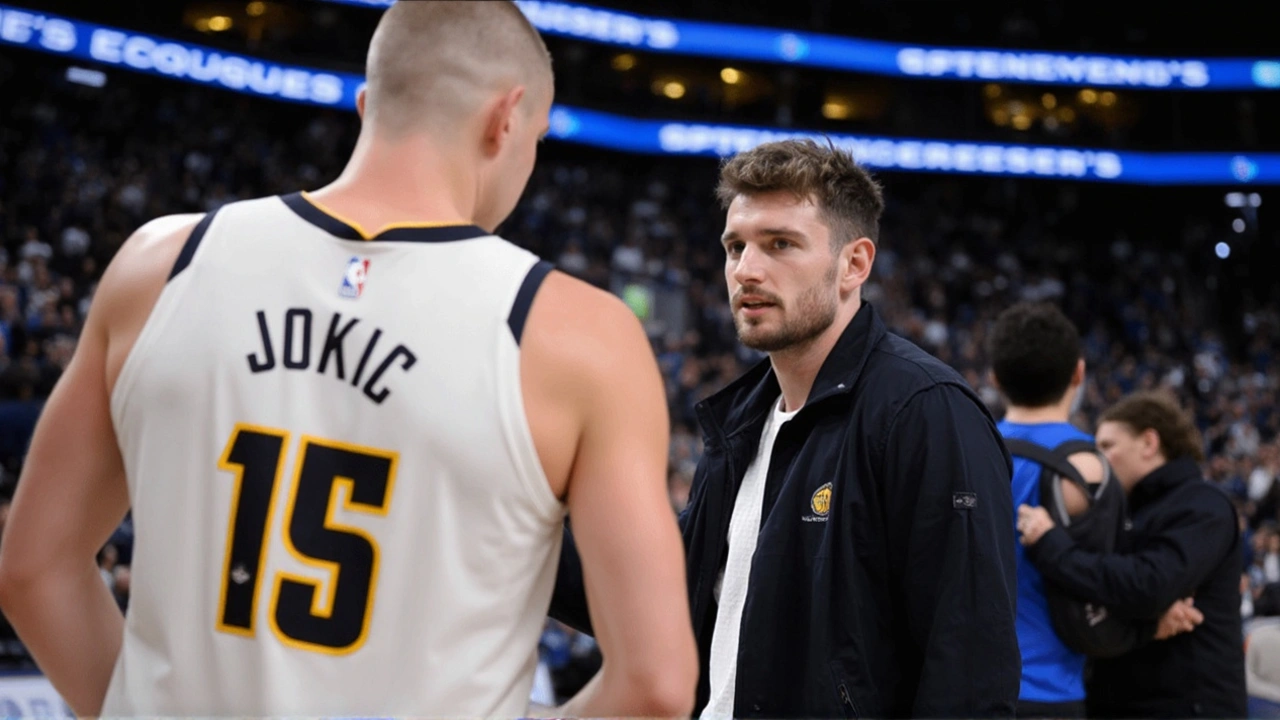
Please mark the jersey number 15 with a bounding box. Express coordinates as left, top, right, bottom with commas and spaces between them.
215, 424, 398, 655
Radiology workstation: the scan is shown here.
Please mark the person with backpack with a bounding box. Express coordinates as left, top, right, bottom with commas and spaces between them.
989, 303, 1202, 719
1018, 389, 1247, 718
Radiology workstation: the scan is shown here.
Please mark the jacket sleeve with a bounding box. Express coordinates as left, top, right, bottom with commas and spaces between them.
1027, 487, 1236, 620
881, 384, 1020, 718
1122, 618, 1160, 650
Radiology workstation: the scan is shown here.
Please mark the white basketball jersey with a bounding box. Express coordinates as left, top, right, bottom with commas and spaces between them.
102, 193, 565, 718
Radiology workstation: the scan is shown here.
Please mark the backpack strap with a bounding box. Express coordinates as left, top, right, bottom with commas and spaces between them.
1051, 439, 1113, 491
1006, 437, 1108, 527
1004, 438, 1089, 487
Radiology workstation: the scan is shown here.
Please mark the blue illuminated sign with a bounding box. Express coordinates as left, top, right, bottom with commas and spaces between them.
1, 3, 1276, 185
314, 0, 1279, 91
545, 107, 1279, 185
0, 4, 364, 107
1254, 61, 1280, 88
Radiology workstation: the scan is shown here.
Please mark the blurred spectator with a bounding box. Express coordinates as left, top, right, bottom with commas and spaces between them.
536, 620, 602, 704
112, 565, 132, 612
98, 544, 119, 590
1247, 623, 1280, 718
1253, 445, 1280, 502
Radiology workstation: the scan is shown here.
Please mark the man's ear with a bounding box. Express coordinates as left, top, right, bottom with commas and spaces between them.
480, 85, 527, 158
838, 237, 875, 298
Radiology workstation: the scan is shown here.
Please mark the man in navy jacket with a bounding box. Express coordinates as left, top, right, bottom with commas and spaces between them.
551, 139, 1020, 718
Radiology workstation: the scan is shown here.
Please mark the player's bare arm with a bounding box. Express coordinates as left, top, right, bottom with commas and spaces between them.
520, 271, 699, 718
0, 214, 199, 716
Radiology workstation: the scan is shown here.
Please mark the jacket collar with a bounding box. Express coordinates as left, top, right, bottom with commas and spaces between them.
1129, 456, 1203, 511
695, 301, 886, 445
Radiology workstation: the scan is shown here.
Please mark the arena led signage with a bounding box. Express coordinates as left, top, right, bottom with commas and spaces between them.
0, 5, 355, 106
315, 0, 1279, 91
0, 3, 1276, 186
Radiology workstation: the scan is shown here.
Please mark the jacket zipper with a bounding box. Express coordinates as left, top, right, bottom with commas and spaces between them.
838, 682, 858, 718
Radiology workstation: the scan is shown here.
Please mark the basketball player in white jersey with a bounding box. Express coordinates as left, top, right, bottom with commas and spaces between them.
0, 2, 697, 717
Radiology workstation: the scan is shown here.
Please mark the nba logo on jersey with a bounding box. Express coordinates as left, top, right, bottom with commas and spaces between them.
339, 256, 370, 298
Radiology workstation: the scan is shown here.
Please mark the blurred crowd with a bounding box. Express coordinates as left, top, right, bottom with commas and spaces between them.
1, 53, 1279, 690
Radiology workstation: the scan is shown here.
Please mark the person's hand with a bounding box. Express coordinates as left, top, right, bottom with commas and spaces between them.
1155, 597, 1203, 640
1017, 505, 1055, 546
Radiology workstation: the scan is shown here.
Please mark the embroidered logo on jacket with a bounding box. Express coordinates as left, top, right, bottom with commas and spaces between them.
803, 482, 832, 522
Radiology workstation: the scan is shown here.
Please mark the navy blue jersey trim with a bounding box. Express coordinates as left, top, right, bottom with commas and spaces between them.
168, 210, 219, 281
282, 192, 361, 240
508, 261, 555, 345
280, 193, 488, 243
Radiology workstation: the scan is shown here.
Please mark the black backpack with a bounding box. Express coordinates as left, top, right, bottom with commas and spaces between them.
1005, 437, 1138, 658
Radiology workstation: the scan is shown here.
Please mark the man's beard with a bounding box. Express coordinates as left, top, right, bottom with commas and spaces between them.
734, 263, 839, 353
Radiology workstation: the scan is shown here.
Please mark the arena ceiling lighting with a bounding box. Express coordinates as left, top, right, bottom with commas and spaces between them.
1225, 192, 1263, 207
65, 65, 106, 87
1, 3, 1277, 186
313, 0, 1280, 91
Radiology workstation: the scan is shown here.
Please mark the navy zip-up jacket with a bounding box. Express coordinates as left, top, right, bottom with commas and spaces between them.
550, 303, 1021, 718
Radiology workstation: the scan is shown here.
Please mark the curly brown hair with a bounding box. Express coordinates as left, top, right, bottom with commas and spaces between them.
715, 139, 884, 248
1100, 390, 1205, 463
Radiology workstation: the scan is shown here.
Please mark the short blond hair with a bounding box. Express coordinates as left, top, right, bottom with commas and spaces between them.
365, 1, 552, 135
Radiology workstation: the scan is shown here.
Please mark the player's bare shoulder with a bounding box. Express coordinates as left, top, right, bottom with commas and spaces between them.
522, 270, 656, 409
96, 213, 204, 390
105, 213, 205, 288
530, 271, 650, 366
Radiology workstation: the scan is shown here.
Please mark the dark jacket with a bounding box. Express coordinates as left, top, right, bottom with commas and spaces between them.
1029, 456, 1246, 718
550, 303, 1021, 718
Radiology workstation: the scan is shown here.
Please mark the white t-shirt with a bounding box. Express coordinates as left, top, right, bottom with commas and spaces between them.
702, 397, 799, 719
